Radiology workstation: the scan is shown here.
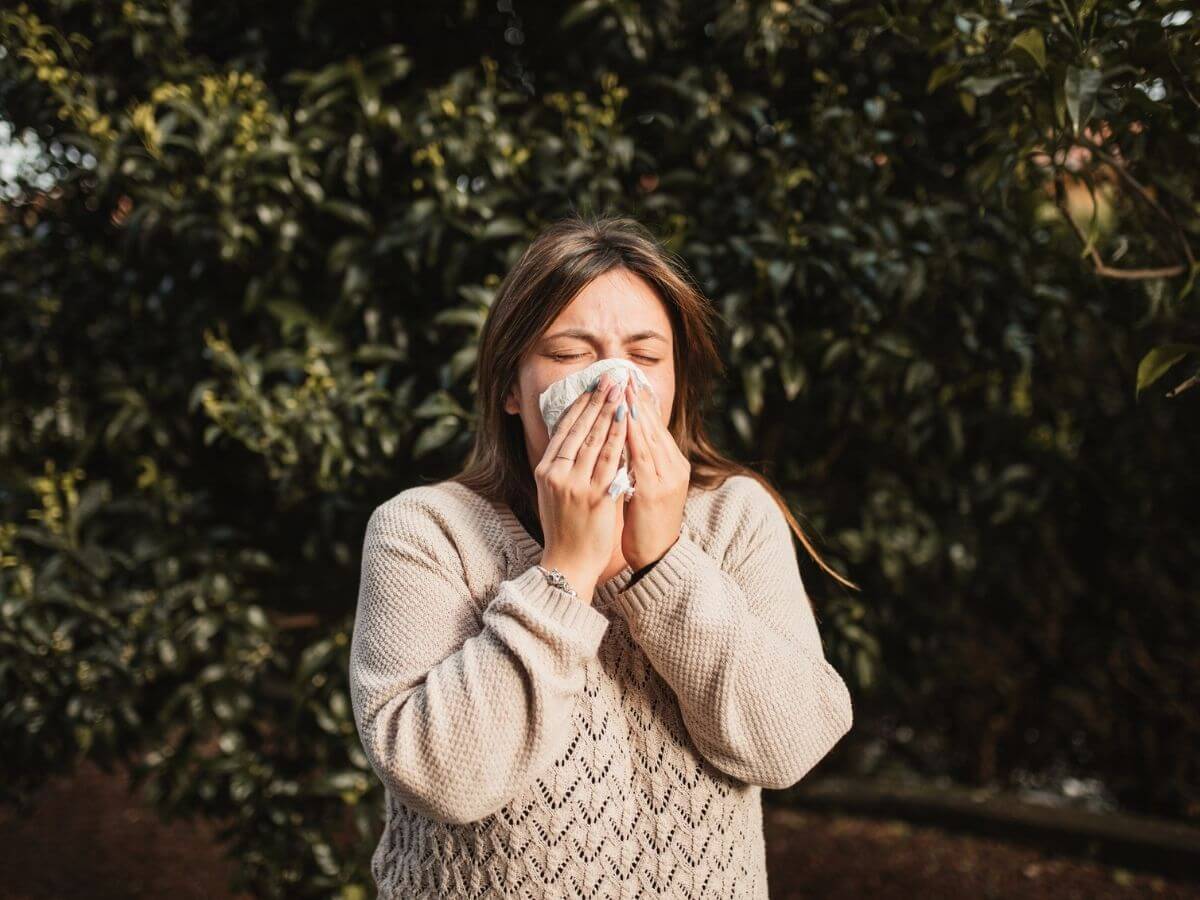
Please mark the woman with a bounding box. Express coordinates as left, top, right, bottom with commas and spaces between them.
349, 213, 856, 898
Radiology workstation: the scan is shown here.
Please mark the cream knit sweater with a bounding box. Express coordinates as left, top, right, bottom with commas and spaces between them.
349, 475, 854, 899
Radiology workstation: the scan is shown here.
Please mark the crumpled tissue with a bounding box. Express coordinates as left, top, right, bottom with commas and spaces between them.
538, 358, 656, 500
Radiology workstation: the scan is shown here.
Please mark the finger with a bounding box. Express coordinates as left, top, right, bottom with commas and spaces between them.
638, 382, 679, 467
592, 383, 630, 492
543, 376, 601, 462
554, 372, 615, 464
626, 379, 661, 481
574, 378, 625, 478
636, 380, 667, 441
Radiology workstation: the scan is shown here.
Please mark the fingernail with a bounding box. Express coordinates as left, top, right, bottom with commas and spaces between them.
615, 404, 626, 421
607, 382, 621, 401
589, 376, 601, 391
630, 402, 637, 419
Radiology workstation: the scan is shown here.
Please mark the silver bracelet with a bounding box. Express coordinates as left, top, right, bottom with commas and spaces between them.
536, 564, 578, 598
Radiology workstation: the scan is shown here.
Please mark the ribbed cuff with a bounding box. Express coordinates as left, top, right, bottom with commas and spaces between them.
609, 532, 711, 624
502, 565, 612, 655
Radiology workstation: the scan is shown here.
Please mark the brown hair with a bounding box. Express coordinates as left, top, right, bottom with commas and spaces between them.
452, 212, 860, 597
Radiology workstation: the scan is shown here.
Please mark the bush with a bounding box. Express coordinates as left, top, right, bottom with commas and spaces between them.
2, 0, 1197, 894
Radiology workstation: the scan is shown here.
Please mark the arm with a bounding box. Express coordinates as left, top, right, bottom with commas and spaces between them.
348, 497, 610, 825
610, 489, 853, 789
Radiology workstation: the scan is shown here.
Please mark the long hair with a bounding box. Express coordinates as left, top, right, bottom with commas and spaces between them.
452, 212, 860, 596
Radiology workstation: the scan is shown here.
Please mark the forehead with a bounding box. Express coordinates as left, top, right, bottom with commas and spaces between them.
547, 268, 672, 338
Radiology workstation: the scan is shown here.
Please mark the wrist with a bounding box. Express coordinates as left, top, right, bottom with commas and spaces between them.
627, 534, 678, 574
537, 556, 596, 601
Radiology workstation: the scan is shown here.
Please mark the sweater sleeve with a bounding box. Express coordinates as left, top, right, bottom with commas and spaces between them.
348, 498, 611, 825
608, 488, 853, 790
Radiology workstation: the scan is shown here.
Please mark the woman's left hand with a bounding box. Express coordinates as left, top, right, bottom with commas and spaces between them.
620, 379, 690, 571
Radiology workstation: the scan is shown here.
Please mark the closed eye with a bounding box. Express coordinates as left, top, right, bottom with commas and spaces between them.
550, 353, 659, 363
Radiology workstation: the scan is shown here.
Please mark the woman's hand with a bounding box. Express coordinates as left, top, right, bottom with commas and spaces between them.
620, 378, 690, 572
534, 372, 631, 600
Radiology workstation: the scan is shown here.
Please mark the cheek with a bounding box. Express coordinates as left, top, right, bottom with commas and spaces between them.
525, 385, 552, 442
644, 374, 673, 416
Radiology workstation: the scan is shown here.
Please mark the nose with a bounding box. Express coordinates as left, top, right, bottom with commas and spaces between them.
595, 338, 622, 359
592, 341, 641, 367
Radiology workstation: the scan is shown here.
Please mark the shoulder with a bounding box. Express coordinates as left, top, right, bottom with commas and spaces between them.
363, 480, 494, 564
683, 473, 792, 562
370, 479, 470, 518
687, 473, 786, 526
718, 473, 782, 513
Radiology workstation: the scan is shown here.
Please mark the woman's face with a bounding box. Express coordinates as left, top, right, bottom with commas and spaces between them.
504, 267, 676, 473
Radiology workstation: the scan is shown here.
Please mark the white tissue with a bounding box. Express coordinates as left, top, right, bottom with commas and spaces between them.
538, 358, 655, 500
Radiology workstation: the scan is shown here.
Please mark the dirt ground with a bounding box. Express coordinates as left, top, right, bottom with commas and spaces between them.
0, 762, 1196, 899
765, 806, 1199, 899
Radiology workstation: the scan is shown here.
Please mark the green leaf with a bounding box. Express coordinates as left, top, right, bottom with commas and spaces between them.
412, 416, 460, 457
778, 356, 807, 401
1009, 28, 1046, 71
433, 307, 486, 329
560, 0, 605, 29
1065, 66, 1102, 136
1136, 344, 1200, 396
926, 62, 963, 93
821, 338, 853, 370
959, 74, 1021, 97
156, 638, 178, 667
311, 841, 339, 876
1175, 260, 1200, 303
412, 390, 465, 419
231, 772, 255, 803
321, 199, 374, 230
876, 333, 915, 359
729, 407, 753, 446
742, 363, 764, 416
447, 344, 477, 383
457, 284, 496, 307
266, 300, 321, 333
480, 217, 526, 239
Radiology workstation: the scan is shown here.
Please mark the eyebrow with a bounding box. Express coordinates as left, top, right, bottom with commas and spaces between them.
541, 328, 669, 344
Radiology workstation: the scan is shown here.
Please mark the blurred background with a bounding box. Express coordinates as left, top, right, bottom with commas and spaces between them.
1, 1, 1198, 897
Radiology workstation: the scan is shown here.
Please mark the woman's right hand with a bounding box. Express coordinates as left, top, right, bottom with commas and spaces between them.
534, 372, 632, 601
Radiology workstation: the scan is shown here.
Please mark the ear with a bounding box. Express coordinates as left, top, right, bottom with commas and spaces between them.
503, 383, 520, 415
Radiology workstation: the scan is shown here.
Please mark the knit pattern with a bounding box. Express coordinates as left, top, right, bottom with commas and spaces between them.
349, 475, 854, 899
